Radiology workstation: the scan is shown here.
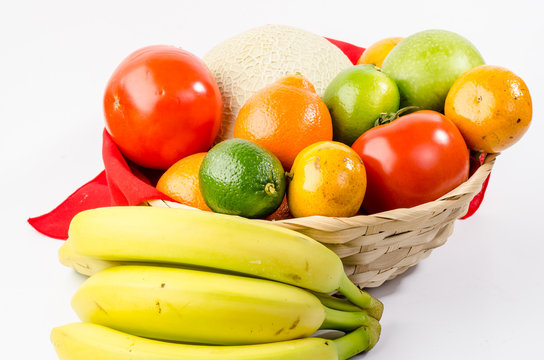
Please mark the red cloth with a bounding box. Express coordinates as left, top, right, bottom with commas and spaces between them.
101, 130, 172, 206
27, 171, 110, 239
460, 153, 491, 220
28, 131, 173, 239
28, 38, 490, 240
325, 37, 365, 64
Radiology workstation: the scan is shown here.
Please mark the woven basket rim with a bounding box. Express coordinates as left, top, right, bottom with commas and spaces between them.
146, 153, 498, 230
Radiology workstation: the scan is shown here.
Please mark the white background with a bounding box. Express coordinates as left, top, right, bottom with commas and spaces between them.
2, 0, 543, 359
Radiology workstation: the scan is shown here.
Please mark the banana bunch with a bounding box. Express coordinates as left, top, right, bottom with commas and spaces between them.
53, 206, 383, 359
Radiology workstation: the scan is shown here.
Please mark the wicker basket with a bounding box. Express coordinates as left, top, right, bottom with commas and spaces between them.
144, 153, 497, 288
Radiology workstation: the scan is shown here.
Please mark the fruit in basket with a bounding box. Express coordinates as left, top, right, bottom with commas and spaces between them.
51, 322, 380, 360
71, 265, 376, 344
199, 139, 286, 218
265, 194, 291, 220
288, 141, 367, 218
104, 45, 222, 169
203, 24, 352, 142
352, 110, 469, 214
67, 206, 383, 318
156, 152, 211, 211
357, 36, 403, 67
234, 74, 333, 170
323, 65, 400, 146
444, 65, 532, 153
381, 29, 484, 112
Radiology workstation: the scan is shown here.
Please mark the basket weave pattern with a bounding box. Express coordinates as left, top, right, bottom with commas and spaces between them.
145, 153, 497, 288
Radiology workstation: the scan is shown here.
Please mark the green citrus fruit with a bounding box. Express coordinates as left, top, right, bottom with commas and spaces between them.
199, 138, 286, 218
323, 64, 400, 146
381, 29, 484, 112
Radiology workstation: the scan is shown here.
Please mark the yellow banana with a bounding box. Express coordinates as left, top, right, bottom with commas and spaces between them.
58, 238, 119, 276
68, 206, 383, 319
72, 265, 375, 345
51, 322, 379, 360
59, 241, 363, 314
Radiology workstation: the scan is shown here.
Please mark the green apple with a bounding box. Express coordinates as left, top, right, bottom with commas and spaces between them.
381, 29, 484, 112
323, 64, 400, 146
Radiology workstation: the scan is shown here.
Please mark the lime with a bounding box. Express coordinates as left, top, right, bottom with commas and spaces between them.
199, 139, 286, 218
323, 64, 400, 146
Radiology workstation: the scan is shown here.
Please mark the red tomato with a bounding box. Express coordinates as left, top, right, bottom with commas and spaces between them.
104, 45, 222, 169
352, 110, 469, 214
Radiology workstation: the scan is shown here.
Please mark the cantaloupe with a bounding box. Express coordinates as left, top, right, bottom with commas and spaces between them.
203, 25, 352, 142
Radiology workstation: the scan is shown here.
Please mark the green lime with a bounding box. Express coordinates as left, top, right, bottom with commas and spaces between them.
323, 64, 400, 146
199, 138, 286, 218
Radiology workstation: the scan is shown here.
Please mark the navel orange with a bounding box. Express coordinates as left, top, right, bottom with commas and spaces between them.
233, 74, 333, 171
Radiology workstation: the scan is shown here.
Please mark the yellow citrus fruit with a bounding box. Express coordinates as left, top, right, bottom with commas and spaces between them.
357, 37, 403, 68
156, 153, 211, 211
444, 65, 532, 153
288, 141, 367, 218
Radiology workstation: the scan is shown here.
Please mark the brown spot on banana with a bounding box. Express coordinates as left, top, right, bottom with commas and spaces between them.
290, 316, 300, 330
155, 300, 162, 314
94, 301, 108, 315
285, 273, 302, 281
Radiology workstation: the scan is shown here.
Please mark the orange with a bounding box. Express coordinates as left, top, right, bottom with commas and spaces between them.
156, 152, 211, 211
233, 74, 333, 170
357, 37, 403, 68
444, 65, 532, 153
288, 141, 367, 218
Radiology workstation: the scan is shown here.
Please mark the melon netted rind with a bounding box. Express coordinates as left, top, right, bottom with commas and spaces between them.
203, 24, 353, 143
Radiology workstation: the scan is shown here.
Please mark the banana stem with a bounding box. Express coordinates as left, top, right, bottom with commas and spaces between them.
313, 292, 365, 312
320, 306, 372, 331
337, 273, 384, 320
333, 322, 380, 360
